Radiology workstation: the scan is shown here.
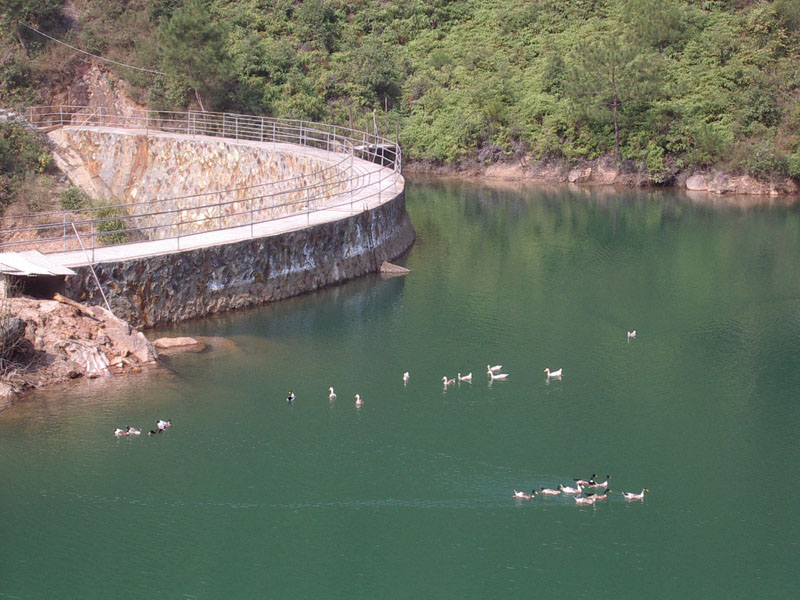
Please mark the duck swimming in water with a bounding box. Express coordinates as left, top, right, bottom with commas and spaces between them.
328, 387, 337, 400
622, 488, 650, 501
286, 391, 296, 403
126, 426, 141, 435
627, 330, 637, 341
354, 394, 363, 407
588, 475, 611, 489
559, 483, 584, 495
574, 474, 597, 486
487, 364, 502, 374
513, 489, 537, 500
458, 372, 472, 382
113, 428, 128, 437
149, 419, 171, 435
442, 376, 456, 387
403, 371, 410, 385
544, 367, 562, 379
575, 494, 597, 505
540, 486, 561, 495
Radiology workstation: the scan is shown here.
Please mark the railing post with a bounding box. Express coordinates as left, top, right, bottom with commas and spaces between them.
272, 121, 276, 147
63, 213, 67, 251
91, 221, 95, 263
250, 195, 254, 238
235, 116, 239, 140
260, 116, 264, 142
187, 111, 191, 135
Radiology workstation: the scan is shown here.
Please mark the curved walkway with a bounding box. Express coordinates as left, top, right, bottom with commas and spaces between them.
46, 126, 404, 269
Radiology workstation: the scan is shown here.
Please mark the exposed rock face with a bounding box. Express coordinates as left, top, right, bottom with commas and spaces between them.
0, 297, 157, 401
407, 157, 799, 197
684, 171, 798, 195
47, 128, 350, 238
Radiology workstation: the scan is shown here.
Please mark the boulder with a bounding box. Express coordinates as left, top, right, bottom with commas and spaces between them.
568, 167, 593, 183
685, 174, 709, 191
152, 336, 206, 353
379, 261, 411, 275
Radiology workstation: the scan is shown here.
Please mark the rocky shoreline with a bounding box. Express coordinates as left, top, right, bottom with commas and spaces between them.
404, 155, 799, 198
0, 296, 158, 409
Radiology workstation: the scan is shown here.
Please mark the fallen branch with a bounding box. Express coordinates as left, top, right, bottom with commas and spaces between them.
53, 293, 100, 321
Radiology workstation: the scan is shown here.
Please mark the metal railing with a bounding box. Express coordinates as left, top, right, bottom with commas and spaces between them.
0, 106, 402, 261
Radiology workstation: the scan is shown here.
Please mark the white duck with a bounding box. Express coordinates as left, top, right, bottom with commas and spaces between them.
487, 364, 502, 374
622, 488, 650, 501
559, 483, 583, 495
113, 428, 128, 437
513, 489, 536, 500
594, 490, 610, 501
540, 487, 561, 495
442, 376, 456, 387
575, 494, 597, 505
458, 372, 472, 382
627, 330, 637, 341
126, 426, 141, 435
544, 368, 562, 379
157, 419, 172, 429
544, 369, 564, 379
403, 371, 410, 385
488, 370, 509, 381
354, 394, 363, 407
328, 387, 337, 400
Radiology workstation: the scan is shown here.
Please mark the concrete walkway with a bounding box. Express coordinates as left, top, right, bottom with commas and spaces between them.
40, 127, 405, 269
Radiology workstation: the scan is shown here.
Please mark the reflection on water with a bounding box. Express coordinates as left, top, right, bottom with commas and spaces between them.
2, 181, 800, 599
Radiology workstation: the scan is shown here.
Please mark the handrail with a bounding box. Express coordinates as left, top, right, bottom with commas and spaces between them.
1, 106, 403, 257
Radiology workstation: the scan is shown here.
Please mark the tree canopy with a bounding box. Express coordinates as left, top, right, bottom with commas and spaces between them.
1, 0, 799, 181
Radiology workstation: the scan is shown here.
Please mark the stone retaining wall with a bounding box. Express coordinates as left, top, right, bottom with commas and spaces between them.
64, 191, 414, 328
49, 128, 351, 238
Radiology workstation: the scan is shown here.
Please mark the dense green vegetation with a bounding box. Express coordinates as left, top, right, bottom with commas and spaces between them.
2, 0, 800, 182
0, 121, 53, 209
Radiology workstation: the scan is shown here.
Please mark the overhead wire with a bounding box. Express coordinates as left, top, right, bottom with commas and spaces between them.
20, 22, 167, 76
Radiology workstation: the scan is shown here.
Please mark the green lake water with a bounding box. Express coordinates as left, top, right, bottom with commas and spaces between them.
2, 180, 799, 598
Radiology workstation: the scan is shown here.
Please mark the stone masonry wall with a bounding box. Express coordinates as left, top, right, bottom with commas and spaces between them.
64, 191, 415, 328
50, 128, 350, 238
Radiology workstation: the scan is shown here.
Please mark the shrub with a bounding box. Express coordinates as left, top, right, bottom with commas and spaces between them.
786, 148, 800, 179
91, 204, 129, 245
738, 140, 789, 179
59, 186, 86, 211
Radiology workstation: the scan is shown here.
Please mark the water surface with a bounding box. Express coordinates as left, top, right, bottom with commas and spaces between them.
2, 181, 799, 598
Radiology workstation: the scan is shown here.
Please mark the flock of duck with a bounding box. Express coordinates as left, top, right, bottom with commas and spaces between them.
443, 364, 563, 388
513, 473, 651, 505
115, 330, 648, 503
113, 419, 171, 437
283, 363, 560, 409
507, 331, 647, 505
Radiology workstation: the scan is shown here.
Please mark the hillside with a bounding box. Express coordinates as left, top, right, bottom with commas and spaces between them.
1, 0, 800, 189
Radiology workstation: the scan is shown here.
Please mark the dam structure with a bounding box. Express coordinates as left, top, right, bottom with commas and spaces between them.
0, 107, 413, 327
